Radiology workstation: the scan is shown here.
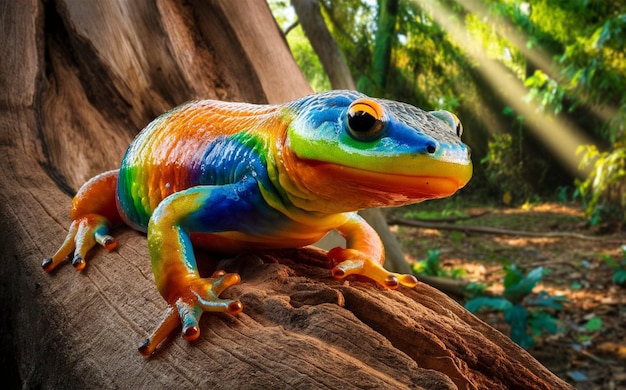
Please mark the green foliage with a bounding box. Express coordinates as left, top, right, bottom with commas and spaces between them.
465, 281, 487, 298
271, 0, 626, 207
600, 246, 626, 286
290, 32, 332, 92
509, 1, 626, 217
411, 249, 466, 279
534, 8, 626, 222
614, 269, 626, 285
492, 1, 626, 120
465, 265, 566, 348
575, 144, 626, 224
576, 315, 604, 344
502, 264, 543, 303
584, 315, 603, 332
474, 0, 626, 207
480, 132, 534, 204
269, 0, 331, 92
465, 296, 511, 313
464, 10, 527, 79
524, 70, 566, 114
558, 12, 626, 127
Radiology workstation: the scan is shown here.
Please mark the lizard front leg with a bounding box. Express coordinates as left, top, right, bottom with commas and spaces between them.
138, 182, 259, 356
329, 213, 418, 289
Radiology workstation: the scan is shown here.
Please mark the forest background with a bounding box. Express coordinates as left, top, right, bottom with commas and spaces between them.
271, 0, 626, 223
5, 0, 622, 387
269, 0, 626, 387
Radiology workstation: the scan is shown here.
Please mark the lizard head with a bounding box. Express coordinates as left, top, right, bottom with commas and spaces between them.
279, 90, 472, 212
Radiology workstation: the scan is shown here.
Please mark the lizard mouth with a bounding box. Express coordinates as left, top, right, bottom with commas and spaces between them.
285, 155, 473, 211
317, 161, 470, 203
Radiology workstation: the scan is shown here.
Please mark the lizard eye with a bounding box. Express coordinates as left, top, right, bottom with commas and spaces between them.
455, 119, 463, 137
346, 99, 386, 140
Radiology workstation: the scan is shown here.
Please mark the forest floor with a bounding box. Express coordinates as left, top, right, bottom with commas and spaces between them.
391, 200, 626, 390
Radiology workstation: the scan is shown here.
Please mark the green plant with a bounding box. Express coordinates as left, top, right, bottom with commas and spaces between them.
600, 245, 626, 286
480, 132, 535, 205
465, 264, 567, 349
524, 70, 566, 114
465, 281, 487, 298
575, 315, 604, 344
576, 144, 626, 225
411, 249, 465, 279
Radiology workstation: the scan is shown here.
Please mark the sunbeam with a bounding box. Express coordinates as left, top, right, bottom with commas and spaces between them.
409, 0, 596, 177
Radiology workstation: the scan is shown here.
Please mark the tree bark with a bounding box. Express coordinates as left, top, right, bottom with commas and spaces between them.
291, 0, 355, 90
0, 0, 572, 388
358, 0, 399, 94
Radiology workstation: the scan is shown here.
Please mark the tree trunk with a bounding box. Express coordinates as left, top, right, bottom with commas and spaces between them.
291, 0, 355, 90
358, 0, 398, 94
0, 0, 572, 388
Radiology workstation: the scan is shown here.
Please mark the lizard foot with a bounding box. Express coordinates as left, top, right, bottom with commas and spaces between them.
42, 214, 117, 272
328, 247, 418, 289
138, 270, 243, 357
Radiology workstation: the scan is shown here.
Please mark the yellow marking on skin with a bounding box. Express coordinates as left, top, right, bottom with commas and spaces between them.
349, 98, 384, 120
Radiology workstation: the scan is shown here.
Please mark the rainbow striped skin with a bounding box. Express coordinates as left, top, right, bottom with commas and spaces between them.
43, 90, 472, 356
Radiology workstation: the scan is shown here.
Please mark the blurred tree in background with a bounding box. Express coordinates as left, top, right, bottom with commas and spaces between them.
270, 0, 626, 224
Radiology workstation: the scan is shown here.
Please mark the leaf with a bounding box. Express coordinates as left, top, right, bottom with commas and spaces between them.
449, 267, 466, 279
502, 263, 524, 289
465, 297, 512, 313
424, 249, 441, 276
613, 269, 626, 285
465, 282, 487, 297
411, 262, 425, 274
584, 316, 603, 331
528, 311, 562, 334
505, 305, 533, 348
502, 106, 515, 116
593, 20, 612, 49
601, 253, 619, 268
527, 291, 567, 309
504, 267, 544, 302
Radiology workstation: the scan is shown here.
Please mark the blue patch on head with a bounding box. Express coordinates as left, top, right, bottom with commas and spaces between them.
286, 90, 470, 166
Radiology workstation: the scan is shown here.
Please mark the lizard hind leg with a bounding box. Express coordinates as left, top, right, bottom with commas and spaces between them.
42, 214, 117, 271
330, 213, 418, 289
43, 170, 120, 272
329, 247, 418, 289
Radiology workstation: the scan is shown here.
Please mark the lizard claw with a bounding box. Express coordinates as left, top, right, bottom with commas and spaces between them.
328, 247, 418, 289
43, 214, 117, 272
138, 270, 242, 357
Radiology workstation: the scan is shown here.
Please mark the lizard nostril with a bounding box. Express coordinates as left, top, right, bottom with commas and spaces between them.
426, 143, 437, 154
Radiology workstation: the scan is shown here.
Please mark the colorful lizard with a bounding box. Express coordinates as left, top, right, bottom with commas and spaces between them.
43, 90, 472, 356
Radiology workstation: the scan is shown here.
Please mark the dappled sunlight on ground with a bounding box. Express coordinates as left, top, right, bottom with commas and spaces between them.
525, 203, 587, 216
392, 202, 626, 389
494, 236, 561, 247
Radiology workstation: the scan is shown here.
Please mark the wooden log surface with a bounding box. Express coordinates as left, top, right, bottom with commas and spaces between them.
0, 0, 573, 388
